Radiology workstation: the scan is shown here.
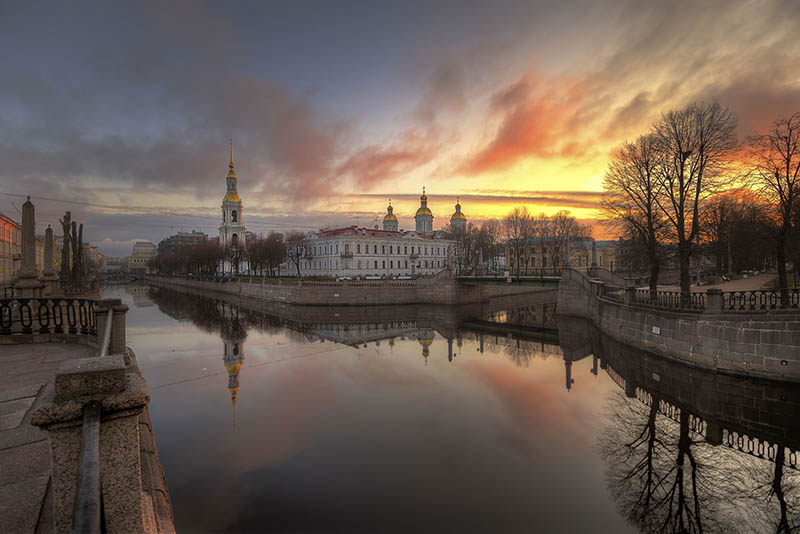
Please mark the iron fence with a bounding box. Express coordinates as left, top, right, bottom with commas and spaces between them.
632, 289, 705, 310
722, 289, 800, 311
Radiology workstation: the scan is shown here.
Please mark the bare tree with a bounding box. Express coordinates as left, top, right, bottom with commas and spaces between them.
749, 112, 800, 303
602, 134, 666, 292
70, 221, 84, 282
502, 207, 533, 275
59, 211, 71, 280
654, 101, 738, 296
285, 231, 308, 279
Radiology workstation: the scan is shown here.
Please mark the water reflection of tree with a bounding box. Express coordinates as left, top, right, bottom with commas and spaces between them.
600, 390, 800, 533
599, 391, 728, 533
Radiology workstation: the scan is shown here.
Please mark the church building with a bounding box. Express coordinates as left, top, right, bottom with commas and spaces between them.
299, 189, 466, 278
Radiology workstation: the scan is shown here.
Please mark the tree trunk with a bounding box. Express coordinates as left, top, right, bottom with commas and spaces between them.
679, 242, 691, 304
776, 232, 788, 306
647, 239, 659, 295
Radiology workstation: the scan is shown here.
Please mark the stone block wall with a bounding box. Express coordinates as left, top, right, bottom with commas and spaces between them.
558, 268, 800, 382
144, 274, 549, 306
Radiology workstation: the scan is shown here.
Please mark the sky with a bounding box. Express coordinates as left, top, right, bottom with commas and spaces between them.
1, 0, 799, 257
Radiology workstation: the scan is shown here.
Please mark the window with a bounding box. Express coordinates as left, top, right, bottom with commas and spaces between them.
357, 260, 361, 269
543, 256, 547, 267
374, 245, 378, 254
382, 260, 386, 268
232, 210, 237, 222
357, 244, 361, 254
232, 234, 238, 246
404, 246, 407, 254
223, 211, 226, 222
405, 260, 408, 268
382, 245, 385, 254
345, 243, 350, 254
389, 245, 393, 254
374, 260, 378, 269
390, 260, 394, 268
530, 257, 536, 267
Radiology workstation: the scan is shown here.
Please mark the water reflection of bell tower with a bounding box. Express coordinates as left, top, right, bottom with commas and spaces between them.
221, 304, 246, 426
223, 338, 244, 423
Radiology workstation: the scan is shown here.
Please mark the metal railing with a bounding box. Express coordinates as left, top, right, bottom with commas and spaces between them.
73, 304, 114, 533
722, 289, 800, 311
73, 400, 102, 534
0, 298, 97, 336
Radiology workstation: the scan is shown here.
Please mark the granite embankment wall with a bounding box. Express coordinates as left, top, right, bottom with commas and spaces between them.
558, 269, 800, 382
144, 272, 548, 306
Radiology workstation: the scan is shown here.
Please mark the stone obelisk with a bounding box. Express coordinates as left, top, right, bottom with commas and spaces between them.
14, 196, 44, 297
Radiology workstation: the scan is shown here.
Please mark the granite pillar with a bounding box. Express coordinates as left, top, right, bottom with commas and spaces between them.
14, 196, 44, 297
95, 298, 129, 358
31, 354, 152, 534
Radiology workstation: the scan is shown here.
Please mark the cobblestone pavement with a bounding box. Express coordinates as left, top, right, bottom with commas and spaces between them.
0, 343, 94, 534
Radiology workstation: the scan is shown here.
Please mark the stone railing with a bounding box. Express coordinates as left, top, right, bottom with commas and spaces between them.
0, 297, 97, 339
29, 298, 175, 533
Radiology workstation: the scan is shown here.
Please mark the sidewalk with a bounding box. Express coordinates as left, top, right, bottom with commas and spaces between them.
657, 273, 777, 293
0, 343, 95, 534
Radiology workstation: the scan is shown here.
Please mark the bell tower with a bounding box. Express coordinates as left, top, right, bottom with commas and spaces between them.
220, 141, 246, 249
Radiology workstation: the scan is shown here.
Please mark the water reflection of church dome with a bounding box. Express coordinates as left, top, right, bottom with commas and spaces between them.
417, 329, 434, 360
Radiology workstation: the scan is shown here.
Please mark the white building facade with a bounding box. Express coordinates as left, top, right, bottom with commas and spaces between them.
299, 193, 463, 278
300, 227, 454, 277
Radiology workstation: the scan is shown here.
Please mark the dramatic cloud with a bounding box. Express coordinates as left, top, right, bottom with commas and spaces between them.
463, 76, 590, 174
1, 0, 798, 255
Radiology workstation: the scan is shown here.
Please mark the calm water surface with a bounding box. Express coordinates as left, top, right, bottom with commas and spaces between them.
108, 284, 799, 533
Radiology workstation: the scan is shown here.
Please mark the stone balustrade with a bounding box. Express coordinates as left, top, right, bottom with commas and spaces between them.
29, 298, 174, 533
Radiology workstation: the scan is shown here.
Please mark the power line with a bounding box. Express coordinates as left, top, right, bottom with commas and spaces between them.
0, 192, 320, 230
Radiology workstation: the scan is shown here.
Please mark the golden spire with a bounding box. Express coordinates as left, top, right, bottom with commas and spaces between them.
229, 139, 234, 169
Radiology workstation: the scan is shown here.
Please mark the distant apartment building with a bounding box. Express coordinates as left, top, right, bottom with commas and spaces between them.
128, 241, 157, 273
157, 231, 208, 255
504, 237, 619, 273
0, 212, 21, 285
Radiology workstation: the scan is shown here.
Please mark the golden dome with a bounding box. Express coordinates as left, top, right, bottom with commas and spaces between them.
451, 197, 466, 220
223, 191, 241, 203
384, 201, 397, 222
415, 206, 433, 216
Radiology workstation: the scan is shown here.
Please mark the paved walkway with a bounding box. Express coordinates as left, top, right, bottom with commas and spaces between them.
0, 342, 95, 534
657, 273, 777, 293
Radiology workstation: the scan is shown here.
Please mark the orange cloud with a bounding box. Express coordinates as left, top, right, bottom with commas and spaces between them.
462, 76, 590, 175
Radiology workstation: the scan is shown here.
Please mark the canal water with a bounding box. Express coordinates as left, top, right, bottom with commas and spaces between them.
109, 284, 799, 533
